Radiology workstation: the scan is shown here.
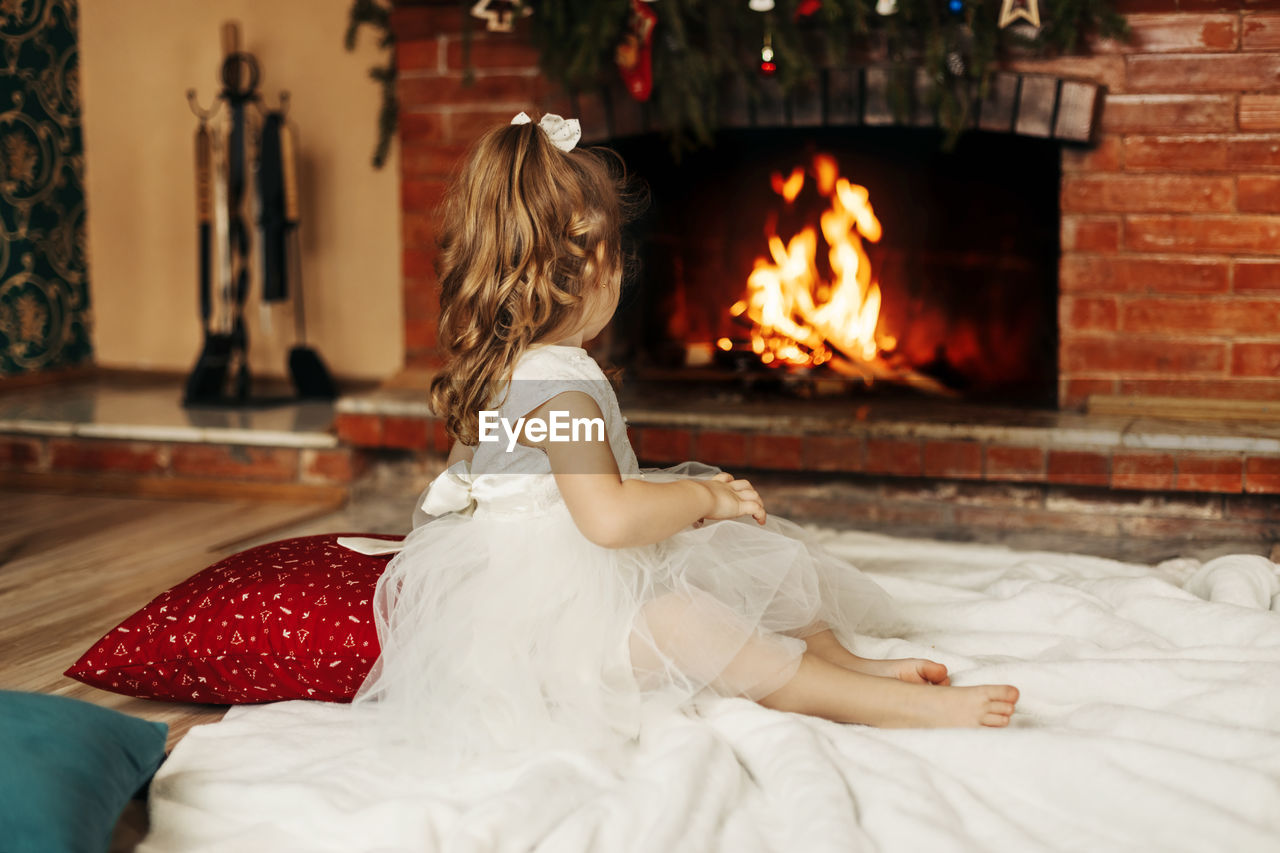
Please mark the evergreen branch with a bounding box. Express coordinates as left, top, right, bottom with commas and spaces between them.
346, 0, 397, 169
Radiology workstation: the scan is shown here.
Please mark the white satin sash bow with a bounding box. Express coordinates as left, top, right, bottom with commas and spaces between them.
510, 111, 581, 152
421, 460, 477, 516
334, 536, 403, 556
335, 461, 474, 557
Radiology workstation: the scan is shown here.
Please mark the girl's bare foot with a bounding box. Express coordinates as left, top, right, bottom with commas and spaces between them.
760, 654, 1020, 729
876, 681, 1020, 729
802, 630, 951, 685
854, 656, 951, 686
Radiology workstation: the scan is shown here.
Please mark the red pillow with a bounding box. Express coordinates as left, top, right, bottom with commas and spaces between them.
65, 533, 401, 704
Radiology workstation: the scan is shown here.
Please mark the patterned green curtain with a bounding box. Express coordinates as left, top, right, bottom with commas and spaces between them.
0, 0, 90, 377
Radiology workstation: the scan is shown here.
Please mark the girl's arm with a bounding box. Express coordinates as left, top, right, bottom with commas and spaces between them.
521, 392, 765, 549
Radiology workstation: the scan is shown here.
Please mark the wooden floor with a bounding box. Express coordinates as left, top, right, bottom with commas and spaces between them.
0, 489, 338, 750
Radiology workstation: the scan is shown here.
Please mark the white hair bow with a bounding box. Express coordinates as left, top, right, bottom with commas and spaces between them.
511, 111, 581, 152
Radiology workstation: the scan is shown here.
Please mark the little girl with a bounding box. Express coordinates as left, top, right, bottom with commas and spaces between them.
350, 112, 1018, 764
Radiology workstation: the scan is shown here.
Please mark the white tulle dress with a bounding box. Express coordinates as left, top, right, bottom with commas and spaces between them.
348, 344, 895, 769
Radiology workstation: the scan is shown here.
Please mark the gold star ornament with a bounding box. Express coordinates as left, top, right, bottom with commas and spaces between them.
470, 0, 531, 33
998, 0, 1041, 29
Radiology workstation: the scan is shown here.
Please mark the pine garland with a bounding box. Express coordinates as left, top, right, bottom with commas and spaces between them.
528, 0, 1128, 151
345, 0, 398, 169
348, 0, 1128, 167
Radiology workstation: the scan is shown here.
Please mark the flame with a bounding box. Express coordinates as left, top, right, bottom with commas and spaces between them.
770, 167, 805, 203
733, 153, 887, 371
814, 154, 838, 196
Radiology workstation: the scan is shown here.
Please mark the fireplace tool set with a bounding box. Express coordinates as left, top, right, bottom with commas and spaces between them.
182, 22, 336, 408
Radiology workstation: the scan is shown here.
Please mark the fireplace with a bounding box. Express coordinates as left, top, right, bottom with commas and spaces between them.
392, 3, 1280, 414
606, 127, 1061, 407
338, 3, 1280, 529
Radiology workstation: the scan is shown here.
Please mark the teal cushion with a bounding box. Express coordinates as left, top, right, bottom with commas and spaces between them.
0, 690, 167, 853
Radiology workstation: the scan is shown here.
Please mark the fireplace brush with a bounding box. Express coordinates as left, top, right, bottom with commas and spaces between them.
181, 109, 233, 406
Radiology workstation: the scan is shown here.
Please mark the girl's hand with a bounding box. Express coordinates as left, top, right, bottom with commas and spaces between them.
698, 471, 767, 526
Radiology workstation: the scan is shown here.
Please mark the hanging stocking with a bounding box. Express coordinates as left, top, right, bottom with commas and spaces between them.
615, 0, 657, 102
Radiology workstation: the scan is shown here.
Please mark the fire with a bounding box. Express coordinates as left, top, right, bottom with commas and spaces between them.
728, 153, 941, 393
734, 154, 884, 370
770, 167, 805, 203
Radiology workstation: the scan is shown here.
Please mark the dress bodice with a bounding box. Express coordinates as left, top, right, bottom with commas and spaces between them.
473, 345, 638, 479
419, 345, 639, 521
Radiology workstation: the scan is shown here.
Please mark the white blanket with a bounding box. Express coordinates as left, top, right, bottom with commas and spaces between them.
140, 532, 1280, 853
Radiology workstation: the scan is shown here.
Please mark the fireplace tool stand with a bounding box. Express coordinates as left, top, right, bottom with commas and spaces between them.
182, 21, 336, 408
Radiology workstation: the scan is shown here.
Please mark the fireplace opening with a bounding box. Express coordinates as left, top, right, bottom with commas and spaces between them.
604, 127, 1061, 408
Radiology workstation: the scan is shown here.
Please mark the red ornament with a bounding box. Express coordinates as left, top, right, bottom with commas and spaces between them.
616, 0, 657, 102
796, 0, 822, 17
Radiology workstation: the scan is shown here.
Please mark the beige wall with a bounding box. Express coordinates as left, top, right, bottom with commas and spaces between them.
80, 0, 403, 381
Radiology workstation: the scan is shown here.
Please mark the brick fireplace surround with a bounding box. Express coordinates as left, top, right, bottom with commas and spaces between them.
335, 1, 1280, 551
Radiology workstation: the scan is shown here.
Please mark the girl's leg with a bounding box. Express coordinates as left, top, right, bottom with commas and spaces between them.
758, 651, 1018, 729
633, 596, 1017, 728
804, 628, 950, 686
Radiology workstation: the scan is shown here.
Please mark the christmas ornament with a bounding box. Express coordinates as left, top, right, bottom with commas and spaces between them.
470, 0, 530, 33
795, 0, 822, 17
749, 0, 776, 12
875, 0, 898, 17
615, 0, 657, 102
948, 0, 964, 16
951, 24, 976, 66
759, 30, 776, 76
998, 0, 1041, 29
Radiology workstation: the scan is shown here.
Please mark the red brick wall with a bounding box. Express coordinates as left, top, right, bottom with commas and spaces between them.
1053, 5, 1280, 407
394, 7, 570, 366
393, 4, 1280, 407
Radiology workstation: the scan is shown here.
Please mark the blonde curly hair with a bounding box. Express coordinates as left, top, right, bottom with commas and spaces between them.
429, 115, 635, 446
